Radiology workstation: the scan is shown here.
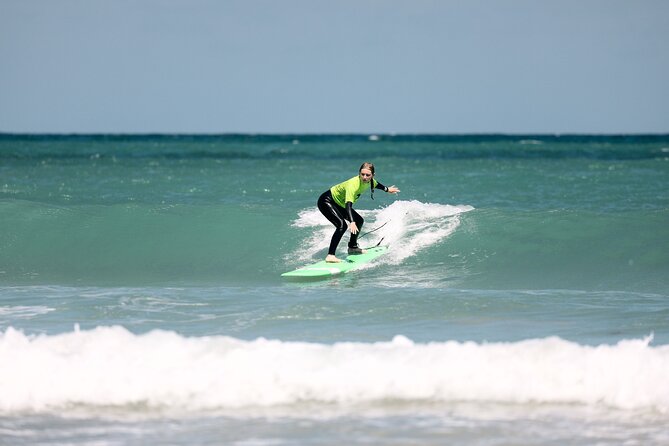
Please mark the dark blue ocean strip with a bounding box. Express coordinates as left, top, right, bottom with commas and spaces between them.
1, 133, 667, 161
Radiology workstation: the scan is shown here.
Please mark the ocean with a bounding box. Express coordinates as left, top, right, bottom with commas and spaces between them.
1, 134, 668, 445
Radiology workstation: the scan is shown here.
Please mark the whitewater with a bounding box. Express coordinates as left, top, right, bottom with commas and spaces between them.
288, 200, 474, 267
2, 326, 668, 414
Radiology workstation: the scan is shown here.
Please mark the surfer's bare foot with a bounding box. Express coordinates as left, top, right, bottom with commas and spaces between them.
325, 255, 342, 263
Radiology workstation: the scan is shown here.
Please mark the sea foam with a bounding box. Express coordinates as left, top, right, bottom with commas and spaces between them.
290, 200, 474, 263
1, 326, 668, 413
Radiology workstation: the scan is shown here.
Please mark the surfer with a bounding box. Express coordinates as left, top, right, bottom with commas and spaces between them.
317, 162, 400, 263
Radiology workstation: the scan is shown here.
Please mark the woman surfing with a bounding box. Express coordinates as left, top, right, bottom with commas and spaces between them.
317, 162, 400, 263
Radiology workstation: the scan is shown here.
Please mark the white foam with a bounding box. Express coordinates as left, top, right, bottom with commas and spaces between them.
288, 200, 474, 263
1, 327, 668, 413
0, 305, 55, 319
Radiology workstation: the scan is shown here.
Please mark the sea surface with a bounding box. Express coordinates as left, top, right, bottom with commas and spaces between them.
1, 134, 668, 445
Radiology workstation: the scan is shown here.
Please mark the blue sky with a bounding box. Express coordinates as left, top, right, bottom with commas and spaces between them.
1, 0, 668, 134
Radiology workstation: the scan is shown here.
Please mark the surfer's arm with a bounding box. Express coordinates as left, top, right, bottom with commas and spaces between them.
345, 201, 355, 222
345, 202, 359, 234
375, 181, 400, 194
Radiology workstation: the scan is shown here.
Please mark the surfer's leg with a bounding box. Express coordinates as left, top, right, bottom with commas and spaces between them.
328, 227, 347, 256
347, 210, 364, 248
317, 191, 348, 256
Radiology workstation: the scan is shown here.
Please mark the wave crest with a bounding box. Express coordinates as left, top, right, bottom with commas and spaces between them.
1, 326, 668, 413
289, 200, 474, 264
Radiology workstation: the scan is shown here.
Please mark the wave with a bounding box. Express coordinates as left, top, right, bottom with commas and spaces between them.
1, 326, 667, 413
441, 208, 669, 292
287, 203, 669, 291
3, 197, 666, 291
286, 200, 474, 266
0, 199, 474, 285
0, 200, 292, 285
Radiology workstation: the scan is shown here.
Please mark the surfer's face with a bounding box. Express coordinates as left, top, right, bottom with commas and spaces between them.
359, 168, 373, 183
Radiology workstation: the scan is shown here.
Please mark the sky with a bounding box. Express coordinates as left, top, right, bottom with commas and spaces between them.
1, 0, 668, 134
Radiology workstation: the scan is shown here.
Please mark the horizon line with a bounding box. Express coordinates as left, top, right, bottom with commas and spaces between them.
2, 132, 669, 137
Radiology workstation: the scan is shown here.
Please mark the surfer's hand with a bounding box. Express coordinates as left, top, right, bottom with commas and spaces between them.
387, 185, 400, 194
349, 222, 359, 234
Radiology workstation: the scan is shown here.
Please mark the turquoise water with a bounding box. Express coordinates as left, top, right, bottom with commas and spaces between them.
1, 134, 669, 445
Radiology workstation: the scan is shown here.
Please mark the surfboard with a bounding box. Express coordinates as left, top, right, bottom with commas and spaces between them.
281, 246, 388, 279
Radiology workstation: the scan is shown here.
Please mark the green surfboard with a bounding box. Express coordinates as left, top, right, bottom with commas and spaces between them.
281, 246, 388, 279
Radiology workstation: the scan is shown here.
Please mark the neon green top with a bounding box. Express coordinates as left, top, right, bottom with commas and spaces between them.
330, 176, 378, 208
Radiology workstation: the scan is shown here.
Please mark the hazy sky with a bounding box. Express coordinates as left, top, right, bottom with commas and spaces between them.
1, 0, 668, 134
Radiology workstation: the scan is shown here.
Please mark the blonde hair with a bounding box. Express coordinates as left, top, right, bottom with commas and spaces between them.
359, 162, 375, 174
